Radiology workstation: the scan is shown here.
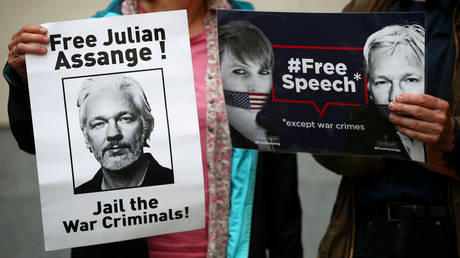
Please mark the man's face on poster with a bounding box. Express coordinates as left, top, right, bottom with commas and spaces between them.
82, 89, 145, 171
368, 44, 424, 105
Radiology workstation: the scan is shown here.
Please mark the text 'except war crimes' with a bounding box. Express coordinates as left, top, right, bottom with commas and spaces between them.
282, 118, 365, 131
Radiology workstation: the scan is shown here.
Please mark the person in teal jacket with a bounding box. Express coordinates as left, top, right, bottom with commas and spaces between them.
5, 0, 302, 258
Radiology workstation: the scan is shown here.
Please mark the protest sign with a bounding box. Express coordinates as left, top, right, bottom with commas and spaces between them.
218, 10, 426, 162
25, 10, 204, 250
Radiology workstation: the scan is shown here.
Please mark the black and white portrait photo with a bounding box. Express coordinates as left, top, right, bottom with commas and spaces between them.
218, 20, 280, 151
63, 71, 174, 194
345, 24, 426, 161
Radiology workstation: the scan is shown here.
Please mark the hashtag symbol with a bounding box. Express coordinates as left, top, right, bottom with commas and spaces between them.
287, 58, 301, 73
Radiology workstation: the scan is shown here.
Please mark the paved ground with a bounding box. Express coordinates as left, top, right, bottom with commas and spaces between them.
0, 128, 70, 258
0, 128, 341, 258
297, 153, 341, 257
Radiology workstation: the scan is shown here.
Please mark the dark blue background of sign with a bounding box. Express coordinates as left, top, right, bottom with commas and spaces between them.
217, 10, 425, 154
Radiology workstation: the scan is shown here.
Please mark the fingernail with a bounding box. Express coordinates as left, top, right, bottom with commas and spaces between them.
40, 27, 47, 33
395, 95, 403, 102
388, 102, 395, 109
43, 36, 50, 42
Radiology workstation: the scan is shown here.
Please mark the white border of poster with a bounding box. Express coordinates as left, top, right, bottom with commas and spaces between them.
25, 10, 204, 250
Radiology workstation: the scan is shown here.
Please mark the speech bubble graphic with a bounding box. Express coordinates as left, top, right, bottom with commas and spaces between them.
272, 45, 368, 116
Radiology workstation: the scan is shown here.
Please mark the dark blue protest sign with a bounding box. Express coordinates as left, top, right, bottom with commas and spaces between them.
217, 10, 426, 162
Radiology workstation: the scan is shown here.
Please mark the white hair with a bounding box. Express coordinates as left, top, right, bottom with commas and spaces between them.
363, 24, 425, 78
77, 74, 154, 146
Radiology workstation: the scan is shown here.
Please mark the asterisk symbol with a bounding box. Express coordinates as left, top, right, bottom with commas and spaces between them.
353, 73, 361, 81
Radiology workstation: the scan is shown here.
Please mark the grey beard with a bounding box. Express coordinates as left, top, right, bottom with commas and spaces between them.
100, 147, 143, 171
95, 135, 145, 171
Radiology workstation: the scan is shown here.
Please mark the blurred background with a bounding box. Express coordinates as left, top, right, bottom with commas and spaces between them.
0, 0, 348, 257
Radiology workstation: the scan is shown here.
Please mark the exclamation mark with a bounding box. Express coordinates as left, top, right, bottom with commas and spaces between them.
185, 207, 189, 218
160, 41, 166, 59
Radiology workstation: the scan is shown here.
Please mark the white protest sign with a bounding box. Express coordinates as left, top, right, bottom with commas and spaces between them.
25, 10, 204, 250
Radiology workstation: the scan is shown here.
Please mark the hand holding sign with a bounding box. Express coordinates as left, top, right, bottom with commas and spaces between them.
388, 93, 455, 151
7, 25, 49, 81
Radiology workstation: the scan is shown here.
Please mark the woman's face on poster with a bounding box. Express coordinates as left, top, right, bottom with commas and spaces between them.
221, 50, 272, 97
368, 44, 424, 105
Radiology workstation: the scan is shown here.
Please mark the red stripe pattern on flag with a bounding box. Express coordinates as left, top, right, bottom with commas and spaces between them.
224, 90, 269, 110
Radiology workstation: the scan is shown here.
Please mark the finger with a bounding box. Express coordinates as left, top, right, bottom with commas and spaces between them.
394, 93, 449, 111
396, 123, 455, 150
395, 125, 441, 144
388, 101, 448, 123
389, 112, 444, 135
12, 25, 47, 40
13, 42, 47, 55
9, 33, 49, 51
